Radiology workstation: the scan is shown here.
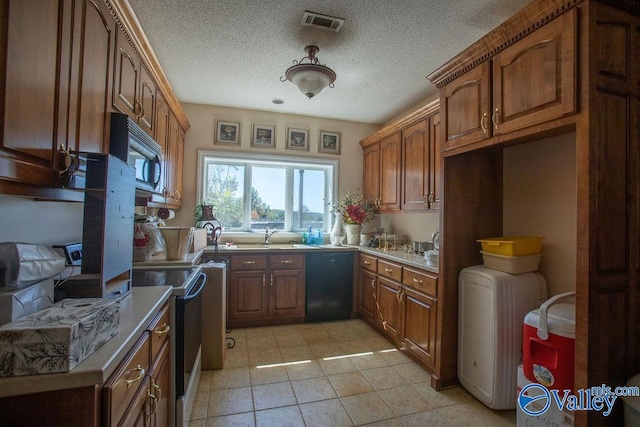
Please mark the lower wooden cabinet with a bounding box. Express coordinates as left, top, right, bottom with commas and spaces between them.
104, 301, 171, 427
358, 253, 438, 372
228, 253, 305, 327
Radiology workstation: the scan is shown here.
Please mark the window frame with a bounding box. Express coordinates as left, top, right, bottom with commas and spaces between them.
197, 150, 338, 233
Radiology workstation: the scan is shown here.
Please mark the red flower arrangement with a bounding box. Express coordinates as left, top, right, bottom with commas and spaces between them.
332, 190, 375, 225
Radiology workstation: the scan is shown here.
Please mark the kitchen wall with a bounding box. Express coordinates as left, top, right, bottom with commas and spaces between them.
377, 212, 440, 246
503, 133, 577, 297
163, 103, 380, 232
0, 194, 83, 245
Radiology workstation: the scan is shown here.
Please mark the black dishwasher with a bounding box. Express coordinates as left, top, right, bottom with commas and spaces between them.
305, 251, 354, 322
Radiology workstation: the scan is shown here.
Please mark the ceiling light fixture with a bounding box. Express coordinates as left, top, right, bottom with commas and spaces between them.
280, 45, 336, 99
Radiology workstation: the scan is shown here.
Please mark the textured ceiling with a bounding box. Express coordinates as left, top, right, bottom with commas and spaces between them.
128, 0, 532, 125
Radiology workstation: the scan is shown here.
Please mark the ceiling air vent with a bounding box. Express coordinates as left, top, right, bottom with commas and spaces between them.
301, 11, 345, 32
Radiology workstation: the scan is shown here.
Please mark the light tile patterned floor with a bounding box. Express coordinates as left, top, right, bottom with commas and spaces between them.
190, 319, 516, 426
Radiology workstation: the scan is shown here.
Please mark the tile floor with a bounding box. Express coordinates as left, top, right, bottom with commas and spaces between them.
190, 319, 516, 426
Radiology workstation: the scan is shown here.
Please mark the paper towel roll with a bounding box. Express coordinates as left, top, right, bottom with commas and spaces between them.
158, 208, 175, 220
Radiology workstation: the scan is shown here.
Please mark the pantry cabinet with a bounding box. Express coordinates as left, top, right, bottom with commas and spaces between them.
228, 254, 305, 327
439, 9, 576, 154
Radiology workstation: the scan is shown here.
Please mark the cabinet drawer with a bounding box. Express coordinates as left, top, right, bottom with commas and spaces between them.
360, 253, 377, 272
148, 302, 170, 364
103, 332, 151, 426
230, 255, 268, 270
403, 267, 437, 297
379, 259, 402, 282
269, 254, 304, 270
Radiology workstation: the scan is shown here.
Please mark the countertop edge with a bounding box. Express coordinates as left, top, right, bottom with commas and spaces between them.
0, 286, 172, 398
358, 247, 439, 273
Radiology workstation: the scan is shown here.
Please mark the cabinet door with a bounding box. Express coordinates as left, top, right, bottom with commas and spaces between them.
269, 269, 305, 318
492, 10, 575, 136
149, 92, 170, 204
428, 113, 441, 210
174, 125, 185, 207
0, 0, 65, 186
164, 112, 181, 205
401, 287, 437, 369
376, 277, 401, 341
113, 27, 139, 117
441, 61, 491, 152
228, 270, 268, 321
401, 120, 429, 211
138, 63, 156, 137
359, 268, 377, 324
362, 142, 380, 209
65, 0, 116, 155
149, 342, 170, 427
379, 133, 401, 212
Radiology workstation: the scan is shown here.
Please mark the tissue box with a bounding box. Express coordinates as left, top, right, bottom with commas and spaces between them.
0, 278, 54, 326
0, 298, 120, 377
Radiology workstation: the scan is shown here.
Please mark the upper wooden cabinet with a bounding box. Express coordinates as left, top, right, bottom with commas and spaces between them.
0, 0, 115, 196
362, 132, 401, 213
361, 98, 440, 213
401, 114, 441, 211
437, 9, 576, 154
0, 0, 189, 202
113, 26, 156, 137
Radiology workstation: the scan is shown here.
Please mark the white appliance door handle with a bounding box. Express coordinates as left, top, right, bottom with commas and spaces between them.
537, 291, 576, 340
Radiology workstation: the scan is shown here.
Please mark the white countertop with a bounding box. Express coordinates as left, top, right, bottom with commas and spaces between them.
359, 247, 439, 273
0, 286, 172, 398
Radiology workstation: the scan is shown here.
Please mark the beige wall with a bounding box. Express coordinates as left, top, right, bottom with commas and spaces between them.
503, 133, 577, 297
163, 103, 380, 230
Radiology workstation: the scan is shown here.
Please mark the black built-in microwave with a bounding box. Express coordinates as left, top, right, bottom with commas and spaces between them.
109, 113, 162, 194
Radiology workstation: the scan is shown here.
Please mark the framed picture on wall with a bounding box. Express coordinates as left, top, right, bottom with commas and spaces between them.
251, 124, 276, 149
319, 130, 341, 154
214, 120, 241, 145
286, 127, 309, 151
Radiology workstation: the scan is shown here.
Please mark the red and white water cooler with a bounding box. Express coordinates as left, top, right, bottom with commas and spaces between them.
523, 292, 576, 392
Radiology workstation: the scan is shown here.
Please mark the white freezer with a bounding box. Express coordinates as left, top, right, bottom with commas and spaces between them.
458, 265, 547, 409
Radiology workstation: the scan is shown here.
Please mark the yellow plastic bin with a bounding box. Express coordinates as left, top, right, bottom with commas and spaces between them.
477, 236, 543, 256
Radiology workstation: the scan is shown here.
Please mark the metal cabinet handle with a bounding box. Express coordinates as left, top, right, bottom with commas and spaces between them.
262, 274, 266, 287
270, 274, 274, 286
125, 365, 145, 387
243, 260, 256, 264
384, 268, 393, 273
371, 278, 376, 288
395, 289, 402, 301
492, 107, 500, 130
280, 260, 293, 264
399, 290, 405, 304
412, 277, 423, 284
154, 323, 170, 335
480, 112, 489, 134
363, 261, 371, 265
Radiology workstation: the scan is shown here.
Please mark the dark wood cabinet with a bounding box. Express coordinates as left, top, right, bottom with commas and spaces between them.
376, 276, 402, 342
362, 142, 380, 210
379, 133, 401, 212
441, 62, 491, 152
358, 252, 439, 374
440, 10, 576, 154
228, 253, 305, 327
361, 99, 440, 213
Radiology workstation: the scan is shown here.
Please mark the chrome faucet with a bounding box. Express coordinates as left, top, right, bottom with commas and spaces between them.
264, 227, 279, 246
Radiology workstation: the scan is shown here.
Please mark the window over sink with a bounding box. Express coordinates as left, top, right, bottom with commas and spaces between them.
197, 151, 337, 232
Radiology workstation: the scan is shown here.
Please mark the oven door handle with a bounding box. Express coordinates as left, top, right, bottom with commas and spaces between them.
184, 273, 206, 300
